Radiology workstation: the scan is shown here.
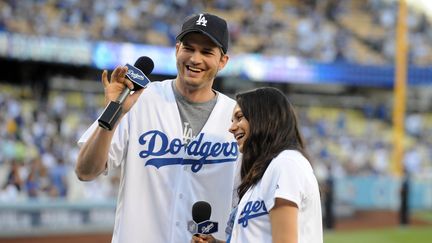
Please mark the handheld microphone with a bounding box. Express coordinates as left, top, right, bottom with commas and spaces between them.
98, 56, 154, 130
188, 201, 219, 235
193, 201, 212, 223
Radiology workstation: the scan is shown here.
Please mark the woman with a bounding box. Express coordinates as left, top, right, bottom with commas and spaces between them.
193, 87, 323, 243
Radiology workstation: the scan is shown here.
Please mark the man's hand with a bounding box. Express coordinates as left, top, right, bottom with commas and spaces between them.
101, 67, 144, 115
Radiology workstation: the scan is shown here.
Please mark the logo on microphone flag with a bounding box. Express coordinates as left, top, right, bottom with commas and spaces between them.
125, 63, 151, 88
188, 220, 219, 235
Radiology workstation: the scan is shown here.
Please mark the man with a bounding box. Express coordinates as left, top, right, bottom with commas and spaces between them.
75, 13, 239, 243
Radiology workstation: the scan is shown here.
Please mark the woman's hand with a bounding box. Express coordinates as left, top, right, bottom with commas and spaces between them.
191, 234, 223, 243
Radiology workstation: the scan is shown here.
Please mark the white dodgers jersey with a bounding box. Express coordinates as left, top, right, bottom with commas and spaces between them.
228, 150, 323, 243
78, 80, 239, 243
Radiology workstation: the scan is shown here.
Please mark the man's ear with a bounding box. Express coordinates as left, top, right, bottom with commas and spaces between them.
175, 42, 181, 56
219, 54, 229, 71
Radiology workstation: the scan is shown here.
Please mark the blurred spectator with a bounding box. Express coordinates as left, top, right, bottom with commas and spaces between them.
25, 157, 43, 198
0, 159, 25, 201
4, 159, 25, 192
404, 146, 422, 174
48, 158, 68, 198
405, 112, 423, 138
323, 163, 335, 229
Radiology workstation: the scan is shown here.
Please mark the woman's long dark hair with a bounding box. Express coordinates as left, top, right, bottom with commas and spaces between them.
236, 87, 310, 200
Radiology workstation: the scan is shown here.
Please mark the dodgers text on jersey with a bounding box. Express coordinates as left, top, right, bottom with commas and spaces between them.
139, 130, 238, 172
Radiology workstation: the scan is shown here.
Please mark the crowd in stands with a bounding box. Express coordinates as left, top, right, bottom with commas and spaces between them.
0, 0, 431, 203
1, 83, 431, 202
1, 0, 432, 65
0, 84, 119, 202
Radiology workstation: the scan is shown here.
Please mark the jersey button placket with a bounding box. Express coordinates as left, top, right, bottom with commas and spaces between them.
171, 154, 187, 241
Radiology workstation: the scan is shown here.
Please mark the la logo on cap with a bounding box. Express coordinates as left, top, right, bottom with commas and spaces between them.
196, 14, 207, 26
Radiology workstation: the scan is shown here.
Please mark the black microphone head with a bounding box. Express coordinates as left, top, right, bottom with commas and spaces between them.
131, 56, 154, 91
134, 56, 154, 75
192, 201, 211, 223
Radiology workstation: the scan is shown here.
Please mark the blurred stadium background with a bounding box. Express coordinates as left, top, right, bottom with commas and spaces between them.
0, 0, 431, 242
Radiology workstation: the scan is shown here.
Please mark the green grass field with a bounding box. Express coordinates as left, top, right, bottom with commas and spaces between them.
324, 226, 432, 243
413, 210, 432, 223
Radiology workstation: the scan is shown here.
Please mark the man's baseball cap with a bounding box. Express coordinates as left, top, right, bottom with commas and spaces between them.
176, 13, 229, 54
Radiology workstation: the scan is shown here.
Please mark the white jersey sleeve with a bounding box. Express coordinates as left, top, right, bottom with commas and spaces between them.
262, 151, 308, 210
230, 150, 323, 243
